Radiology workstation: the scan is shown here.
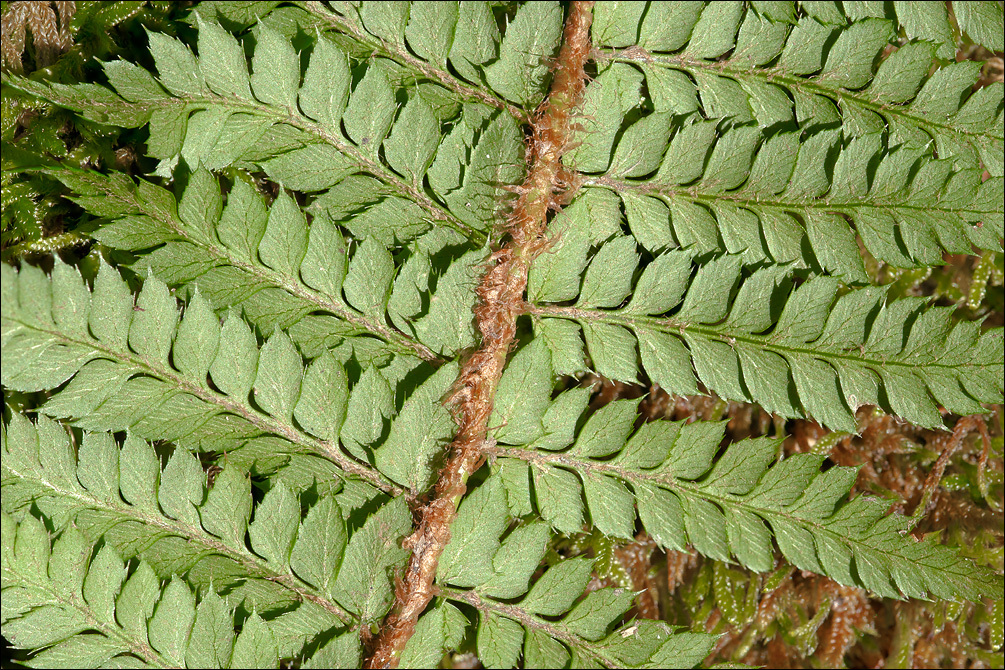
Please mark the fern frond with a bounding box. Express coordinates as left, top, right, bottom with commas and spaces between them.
481, 396, 1002, 602
601, 126, 1000, 273
1, 15, 527, 239
1, 511, 292, 668
527, 234, 1002, 430
954, 1, 1005, 52
1, 414, 342, 620
2, 3, 1003, 667
567, 82, 1001, 272
34, 164, 485, 361
0, 260, 463, 491
587, 3, 1004, 176
401, 475, 716, 669
592, 1, 966, 61
190, 0, 555, 116
297, 1, 562, 114
1, 415, 419, 655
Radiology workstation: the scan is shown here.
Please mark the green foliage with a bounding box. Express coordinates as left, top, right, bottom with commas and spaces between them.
4, 8, 526, 238
530, 243, 1003, 431
2, 1, 1003, 668
488, 397, 1002, 598
1, 1, 182, 258
415, 475, 717, 669
0, 258, 468, 491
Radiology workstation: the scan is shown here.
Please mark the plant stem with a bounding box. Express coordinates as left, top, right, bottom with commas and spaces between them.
363, 3, 595, 667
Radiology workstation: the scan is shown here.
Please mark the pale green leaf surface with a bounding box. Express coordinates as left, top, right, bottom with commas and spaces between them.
491, 400, 1001, 601
399, 601, 467, 669
491, 339, 554, 446
373, 361, 458, 491
331, 497, 411, 623
484, 1, 563, 106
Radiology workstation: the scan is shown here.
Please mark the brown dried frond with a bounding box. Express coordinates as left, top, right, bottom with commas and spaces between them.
640, 383, 773, 435
923, 488, 1004, 533
860, 597, 999, 669
582, 377, 776, 440
589, 534, 661, 620
580, 374, 646, 410
957, 43, 1005, 88
617, 538, 660, 619
696, 568, 880, 669
815, 584, 874, 667
826, 410, 997, 522
1, 0, 75, 73
789, 419, 830, 454
665, 550, 700, 595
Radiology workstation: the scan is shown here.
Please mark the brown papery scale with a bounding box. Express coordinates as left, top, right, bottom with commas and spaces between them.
365, 3, 595, 667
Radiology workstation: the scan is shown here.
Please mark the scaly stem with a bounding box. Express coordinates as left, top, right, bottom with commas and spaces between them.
364, 3, 595, 667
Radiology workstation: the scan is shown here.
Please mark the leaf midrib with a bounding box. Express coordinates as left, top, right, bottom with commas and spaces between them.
125, 193, 440, 363
5, 316, 397, 492
439, 586, 622, 669
529, 304, 987, 373
8, 74, 486, 244
589, 173, 995, 219
1, 456, 353, 623
47, 161, 441, 362
600, 49, 1004, 143
488, 446, 974, 589
1, 538, 174, 667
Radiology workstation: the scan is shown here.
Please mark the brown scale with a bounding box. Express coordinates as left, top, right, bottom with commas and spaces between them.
766, 634, 799, 669
788, 419, 829, 454
812, 408, 998, 521
912, 619, 967, 669
700, 570, 879, 668
1, 0, 75, 73
922, 488, 1004, 534
871, 596, 1001, 669
664, 550, 701, 596
570, 382, 999, 668
577, 532, 661, 622
612, 537, 660, 620
367, 5, 598, 666
814, 584, 875, 668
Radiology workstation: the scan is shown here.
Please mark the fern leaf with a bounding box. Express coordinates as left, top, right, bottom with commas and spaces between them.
483, 399, 1002, 602
607, 127, 1000, 271
0, 415, 419, 655
38, 164, 476, 361
954, 1, 1005, 51
574, 3, 1005, 269
304, 1, 561, 111
571, 96, 1001, 272
1, 17, 526, 238
0, 260, 464, 490
528, 237, 1003, 431
2, 415, 335, 616
1, 510, 297, 668
18, 112, 501, 361
404, 475, 717, 669
589, 3, 1004, 176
